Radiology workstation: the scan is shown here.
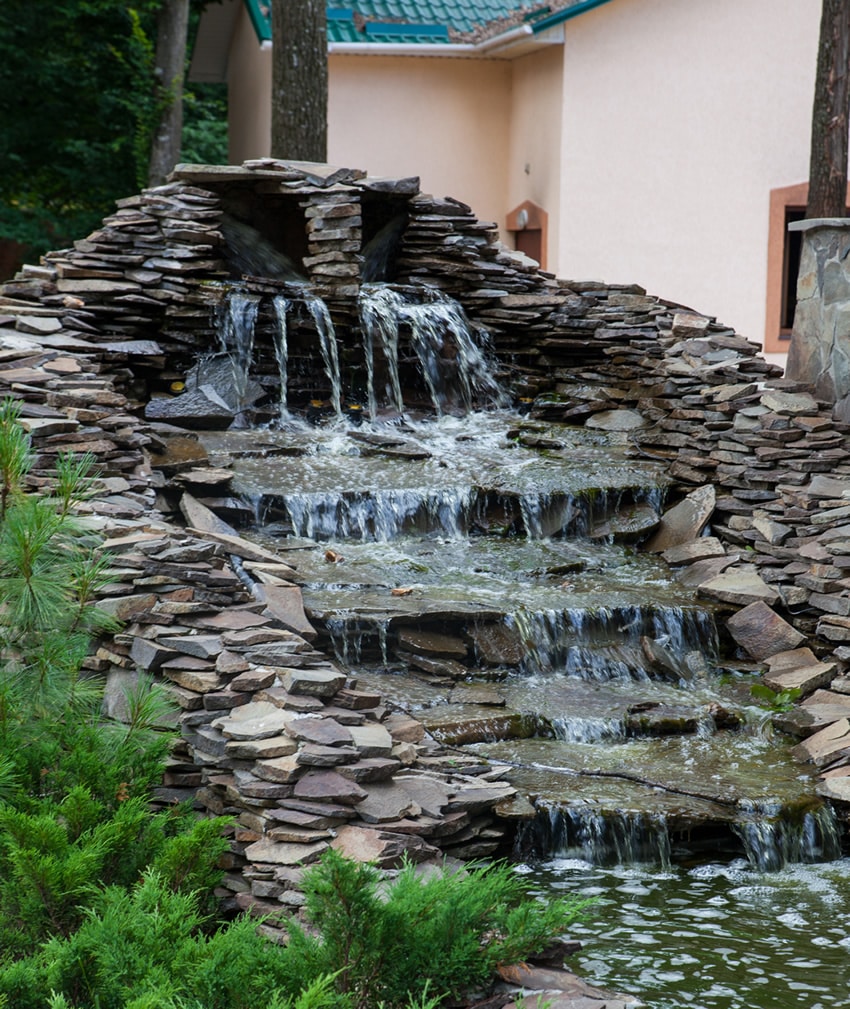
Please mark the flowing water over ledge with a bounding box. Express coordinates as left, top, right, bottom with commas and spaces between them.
202, 407, 848, 1006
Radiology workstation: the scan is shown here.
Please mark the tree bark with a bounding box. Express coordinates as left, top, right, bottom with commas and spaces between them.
270, 0, 328, 162
806, 0, 850, 219
148, 0, 190, 188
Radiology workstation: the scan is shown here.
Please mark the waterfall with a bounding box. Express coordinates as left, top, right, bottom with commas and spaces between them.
507, 605, 716, 681
359, 285, 405, 418
219, 289, 260, 408
357, 285, 503, 415
325, 615, 390, 665
303, 292, 342, 418
277, 487, 473, 542
519, 803, 673, 867
272, 295, 289, 420
732, 800, 843, 871
404, 290, 502, 413
551, 716, 627, 743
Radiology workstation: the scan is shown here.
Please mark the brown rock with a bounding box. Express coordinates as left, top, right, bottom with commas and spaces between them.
293, 770, 368, 805
257, 583, 317, 641
330, 825, 439, 867
726, 602, 806, 660
698, 570, 780, 607
284, 716, 354, 747
397, 628, 468, 659
645, 485, 715, 552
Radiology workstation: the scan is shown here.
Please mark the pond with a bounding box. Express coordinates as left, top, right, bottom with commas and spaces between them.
522, 857, 850, 1009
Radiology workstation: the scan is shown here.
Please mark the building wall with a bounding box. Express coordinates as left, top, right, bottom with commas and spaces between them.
506, 45, 564, 272
328, 54, 511, 233
558, 0, 821, 346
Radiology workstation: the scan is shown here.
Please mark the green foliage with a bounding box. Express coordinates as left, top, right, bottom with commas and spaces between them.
750, 682, 801, 713
0, 0, 228, 261
287, 849, 592, 1009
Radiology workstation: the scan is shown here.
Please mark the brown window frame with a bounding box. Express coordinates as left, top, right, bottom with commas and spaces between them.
765, 182, 850, 353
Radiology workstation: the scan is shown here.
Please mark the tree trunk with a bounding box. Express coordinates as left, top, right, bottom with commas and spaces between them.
806, 0, 850, 219
148, 0, 190, 187
270, 0, 328, 162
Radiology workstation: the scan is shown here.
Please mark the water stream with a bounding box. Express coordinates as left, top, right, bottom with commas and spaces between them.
199, 285, 848, 1007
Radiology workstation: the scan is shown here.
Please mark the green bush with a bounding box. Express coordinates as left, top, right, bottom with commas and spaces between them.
287, 849, 592, 1009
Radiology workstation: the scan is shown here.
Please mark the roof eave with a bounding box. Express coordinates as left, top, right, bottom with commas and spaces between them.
329, 23, 563, 59
530, 0, 616, 34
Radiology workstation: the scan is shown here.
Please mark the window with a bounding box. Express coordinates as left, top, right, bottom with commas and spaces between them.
765, 182, 850, 353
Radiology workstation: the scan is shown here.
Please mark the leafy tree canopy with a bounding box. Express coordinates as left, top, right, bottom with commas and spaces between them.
0, 0, 226, 261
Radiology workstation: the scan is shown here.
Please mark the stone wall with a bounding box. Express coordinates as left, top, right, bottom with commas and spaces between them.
2, 160, 850, 919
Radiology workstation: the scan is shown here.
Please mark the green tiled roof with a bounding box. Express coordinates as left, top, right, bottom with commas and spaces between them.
341, 1, 528, 33
251, 1, 612, 47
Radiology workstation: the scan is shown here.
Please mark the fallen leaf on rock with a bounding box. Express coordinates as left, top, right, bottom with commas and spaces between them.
391, 587, 414, 596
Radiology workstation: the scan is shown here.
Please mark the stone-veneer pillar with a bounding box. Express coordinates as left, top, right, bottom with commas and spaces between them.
785, 218, 850, 419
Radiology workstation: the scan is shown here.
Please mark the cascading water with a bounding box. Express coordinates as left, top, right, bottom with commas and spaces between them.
359, 284, 405, 418
219, 289, 260, 409
732, 800, 842, 871
272, 294, 289, 420
180, 200, 848, 1007
303, 292, 342, 418
358, 284, 504, 415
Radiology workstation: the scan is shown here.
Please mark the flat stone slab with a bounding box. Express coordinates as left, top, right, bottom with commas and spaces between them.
293, 770, 368, 805
501, 963, 644, 1007
807, 475, 850, 499
396, 628, 468, 659
243, 838, 328, 865
330, 824, 440, 867
698, 570, 780, 606
817, 777, 850, 803
347, 723, 394, 757
225, 735, 298, 759
726, 601, 805, 660
258, 583, 317, 641
284, 715, 353, 747
355, 782, 422, 823
763, 648, 837, 695
254, 754, 301, 783
281, 668, 346, 697
674, 554, 738, 587
662, 537, 727, 565
394, 775, 451, 817
158, 633, 222, 659
645, 485, 715, 552
585, 408, 647, 431
214, 702, 296, 740
296, 743, 360, 767
760, 390, 819, 415
793, 717, 850, 764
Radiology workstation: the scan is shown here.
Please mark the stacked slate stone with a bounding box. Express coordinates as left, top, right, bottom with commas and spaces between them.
0, 320, 152, 492
92, 516, 519, 926
395, 197, 658, 393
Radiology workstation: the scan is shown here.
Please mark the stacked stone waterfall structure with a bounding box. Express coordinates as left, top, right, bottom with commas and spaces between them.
4, 160, 850, 923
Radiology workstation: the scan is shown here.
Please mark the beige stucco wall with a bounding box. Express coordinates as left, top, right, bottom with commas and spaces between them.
506, 46, 564, 272
328, 54, 511, 233
558, 0, 821, 345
